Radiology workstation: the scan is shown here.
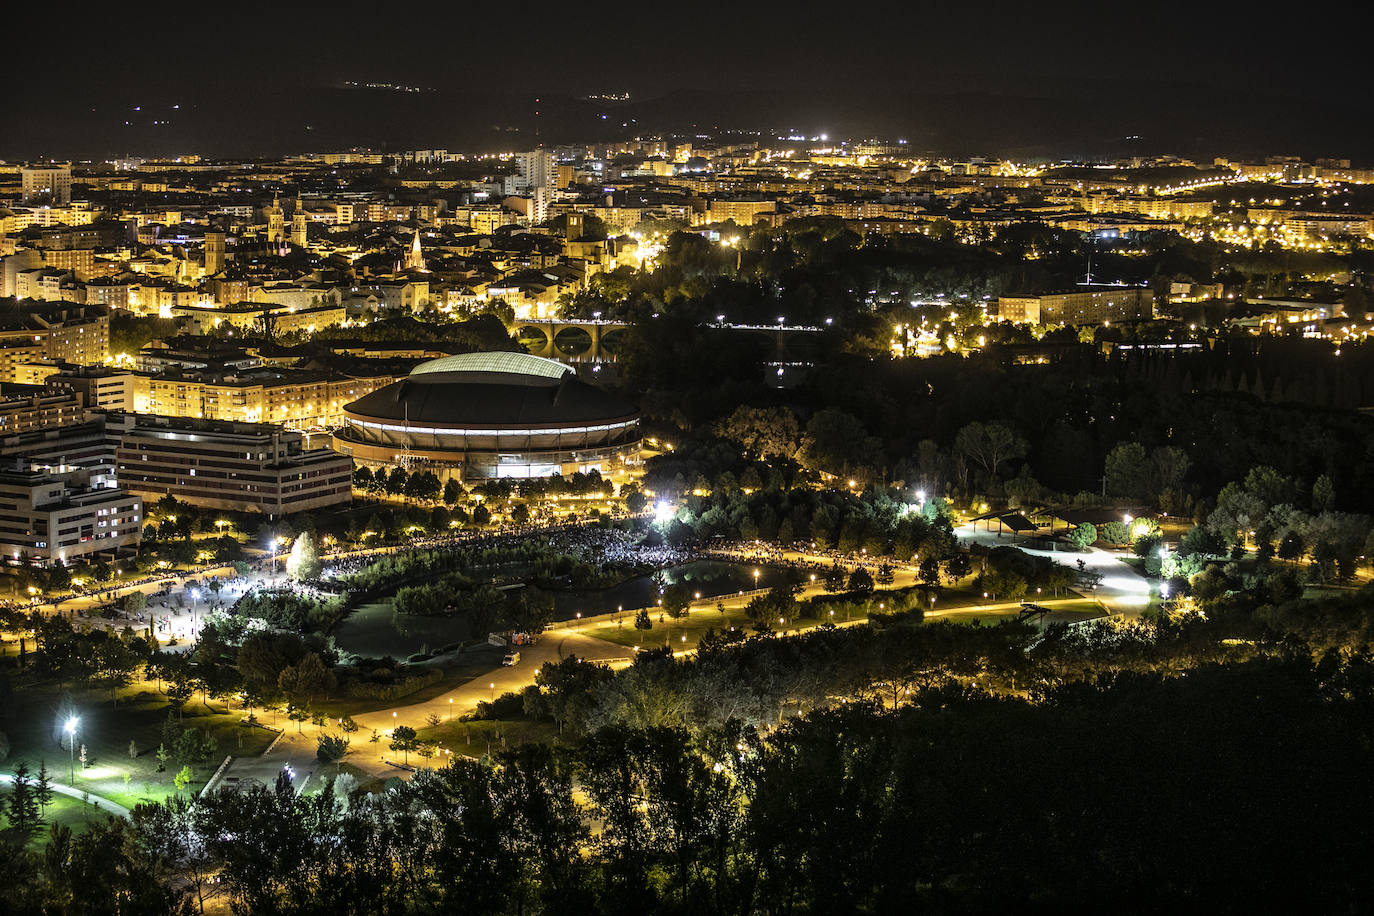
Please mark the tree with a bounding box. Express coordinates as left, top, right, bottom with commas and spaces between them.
1277, 530, 1305, 561
661, 583, 692, 619
919, 556, 941, 587
286, 704, 310, 734
122, 590, 148, 614
1209, 481, 1268, 544
443, 478, 465, 506
406, 470, 442, 503
473, 504, 492, 526
634, 609, 653, 631
277, 652, 336, 707
173, 765, 193, 792
1104, 442, 1150, 499
35, 762, 54, 818
166, 672, 194, 719
1312, 474, 1336, 512
6, 763, 39, 834
1068, 523, 1098, 550
955, 421, 1027, 482
799, 408, 873, 476
389, 725, 419, 765
316, 734, 349, 767
847, 568, 875, 594
714, 406, 801, 461
1150, 446, 1191, 505
285, 533, 321, 581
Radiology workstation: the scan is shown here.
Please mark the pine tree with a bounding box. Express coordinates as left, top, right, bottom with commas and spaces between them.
34, 762, 53, 817
6, 763, 39, 834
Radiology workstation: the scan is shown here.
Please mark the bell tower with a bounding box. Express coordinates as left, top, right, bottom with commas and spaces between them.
291, 191, 308, 247
266, 192, 284, 244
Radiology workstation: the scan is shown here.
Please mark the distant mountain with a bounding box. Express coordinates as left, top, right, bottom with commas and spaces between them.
3, 81, 1369, 163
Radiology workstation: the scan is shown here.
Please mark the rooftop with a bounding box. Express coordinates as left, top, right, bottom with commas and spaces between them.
409, 350, 570, 384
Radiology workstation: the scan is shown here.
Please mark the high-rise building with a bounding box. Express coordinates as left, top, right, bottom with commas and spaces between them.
21, 164, 73, 205
517, 150, 555, 193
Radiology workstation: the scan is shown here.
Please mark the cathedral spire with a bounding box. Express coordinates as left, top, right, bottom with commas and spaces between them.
405, 226, 426, 271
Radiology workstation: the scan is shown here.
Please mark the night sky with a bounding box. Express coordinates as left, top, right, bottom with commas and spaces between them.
7, 1, 1372, 160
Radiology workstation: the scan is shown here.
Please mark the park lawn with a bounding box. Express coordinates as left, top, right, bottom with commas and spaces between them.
0, 679, 274, 811
0, 789, 116, 843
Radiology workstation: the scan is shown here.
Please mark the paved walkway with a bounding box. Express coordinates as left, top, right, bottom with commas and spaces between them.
0, 772, 131, 818
953, 525, 1154, 614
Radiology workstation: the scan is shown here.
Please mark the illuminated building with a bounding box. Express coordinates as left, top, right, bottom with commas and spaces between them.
107, 413, 352, 516
0, 467, 141, 566
0, 390, 87, 435
0, 304, 109, 382
997, 287, 1153, 325
21, 164, 72, 205
291, 192, 309, 247
132, 366, 395, 429
265, 193, 284, 244
334, 351, 640, 482
169, 301, 346, 337
204, 229, 226, 275
404, 228, 426, 271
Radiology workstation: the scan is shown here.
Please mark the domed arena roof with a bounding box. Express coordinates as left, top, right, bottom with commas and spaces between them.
344, 350, 638, 429
409, 351, 571, 385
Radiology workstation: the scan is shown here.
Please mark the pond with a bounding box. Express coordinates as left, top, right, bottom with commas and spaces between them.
333, 560, 800, 659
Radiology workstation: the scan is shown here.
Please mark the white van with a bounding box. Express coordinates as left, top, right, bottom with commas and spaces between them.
502, 651, 521, 667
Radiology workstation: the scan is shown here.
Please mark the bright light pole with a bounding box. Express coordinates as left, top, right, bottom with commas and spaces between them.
64, 717, 78, 784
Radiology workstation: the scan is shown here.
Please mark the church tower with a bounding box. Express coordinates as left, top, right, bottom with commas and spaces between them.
266, 192, 284, 244
203, 229, 225, 275
291, 191, 308, 248
404, 227, 426, 271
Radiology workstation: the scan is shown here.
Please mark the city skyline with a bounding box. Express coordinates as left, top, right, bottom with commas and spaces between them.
0, 7, 1371, 912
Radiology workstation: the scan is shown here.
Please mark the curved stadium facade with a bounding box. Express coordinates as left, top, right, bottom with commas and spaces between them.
332, 351, 641, 481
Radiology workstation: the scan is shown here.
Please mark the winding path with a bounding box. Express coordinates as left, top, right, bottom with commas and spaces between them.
0, 773, 131, 818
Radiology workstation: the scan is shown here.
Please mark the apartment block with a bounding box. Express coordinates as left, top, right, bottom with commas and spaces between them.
0, 467, 141, 566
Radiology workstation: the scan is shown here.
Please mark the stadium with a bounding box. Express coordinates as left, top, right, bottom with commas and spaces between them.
332, 351, 641, 481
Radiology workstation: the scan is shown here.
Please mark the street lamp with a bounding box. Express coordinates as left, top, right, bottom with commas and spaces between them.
448, 697, 453, 722
575, 612, 581, 630
489, 682, 495, 701
64, 717, 78, 784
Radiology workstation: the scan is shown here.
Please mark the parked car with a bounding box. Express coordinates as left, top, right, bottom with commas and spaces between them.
502, 651, 521, 667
